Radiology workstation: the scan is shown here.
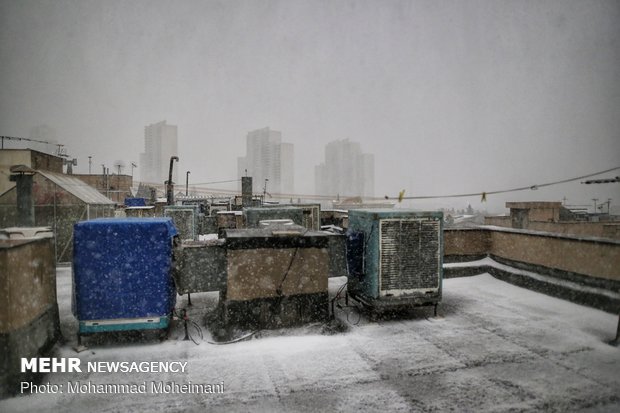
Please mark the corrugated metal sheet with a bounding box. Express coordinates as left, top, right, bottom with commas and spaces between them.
38, 171, 115, 205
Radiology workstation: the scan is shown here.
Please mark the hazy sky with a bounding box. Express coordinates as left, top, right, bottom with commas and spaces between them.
1, 0, 618, 212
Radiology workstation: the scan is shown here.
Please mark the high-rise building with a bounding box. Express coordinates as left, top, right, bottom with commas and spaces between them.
139, 121, 178, 185
237, 127, 294, 196
315, 139, 374, 198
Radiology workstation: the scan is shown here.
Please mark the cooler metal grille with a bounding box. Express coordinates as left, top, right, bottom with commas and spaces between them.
164, 209, 195, 241
379, 218, 440, 292
310, 206, 320, 230
299, 205, 320, 231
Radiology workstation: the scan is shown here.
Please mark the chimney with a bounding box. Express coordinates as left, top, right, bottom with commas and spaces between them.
9, 165, 36, 227
242, 176, 253, 207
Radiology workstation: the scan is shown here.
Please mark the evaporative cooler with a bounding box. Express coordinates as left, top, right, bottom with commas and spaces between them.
72, 218, 178, 344
220, 226, 331, 329
263, 204, 321, 230
347, 209, 443, 313
243, 206, 305, 228
164, 205, 198, 241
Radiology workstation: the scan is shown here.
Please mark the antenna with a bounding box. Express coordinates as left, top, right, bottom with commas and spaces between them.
56, 144, 68, 157
130, 162, 137, 181
113, 160, 125, 175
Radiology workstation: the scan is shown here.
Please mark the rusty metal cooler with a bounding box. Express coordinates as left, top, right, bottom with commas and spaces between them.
164, 205, 199, 241
347, 209, 444, 312
262, 203, 321, 230
243, 206, 305, 228
221, 227, 330, 328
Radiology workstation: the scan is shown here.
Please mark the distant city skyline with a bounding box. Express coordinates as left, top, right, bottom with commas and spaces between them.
315, 139, 374, 198
1, 1, 618, 213
139, 121, 178, 185
237, 127, 294, 196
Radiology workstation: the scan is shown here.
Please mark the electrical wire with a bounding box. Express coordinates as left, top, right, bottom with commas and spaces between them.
138, 166, 620, 203
188, 320, 203, 345
173, 308, 203, 345
1, 135, 58, 146
207, 331, 257, 345
384, 166, 620, 201
4, 134, 617, 202
189, 179, 241, 186
331, 282, 361, 326
334, 282, 348, 301
277, 248, 297, 296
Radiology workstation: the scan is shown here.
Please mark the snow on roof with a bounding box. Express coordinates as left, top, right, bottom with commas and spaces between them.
2, 269, 617, 412
38, 171, 115, 205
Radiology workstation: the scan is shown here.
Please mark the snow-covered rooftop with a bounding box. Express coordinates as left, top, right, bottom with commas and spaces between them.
1, 269, 618, 412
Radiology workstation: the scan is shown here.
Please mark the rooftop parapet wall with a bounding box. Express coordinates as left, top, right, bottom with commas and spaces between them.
0, 237, 57, 332
484, 216, 511, 228
522, 221, 620, 240
0, 236, 61, 396
484, 216, 620, 240
444, 228, 491, 259
445, 227, 620, 282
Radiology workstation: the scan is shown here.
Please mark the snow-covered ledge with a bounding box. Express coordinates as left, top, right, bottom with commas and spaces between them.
444, 226, 620, 282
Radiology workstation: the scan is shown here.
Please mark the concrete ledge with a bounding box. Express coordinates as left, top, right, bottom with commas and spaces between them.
443, 254, 487, 265
444, 227, 620, 281
476, 225, 620, 245
444, 257, 620, 314
444, 264, 486, 279
0, 305, 61, 398
489, 255, 620, 293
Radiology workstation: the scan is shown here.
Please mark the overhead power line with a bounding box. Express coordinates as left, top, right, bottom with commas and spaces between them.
582, 177, 620, 184
385, 166, 620, 201
1, 135, 55, 147
135, 167, 620, 203
190, 179, 241, 185
1, 135, 66, 156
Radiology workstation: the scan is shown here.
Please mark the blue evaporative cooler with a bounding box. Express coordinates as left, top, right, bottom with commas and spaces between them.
72, 218, 178, 344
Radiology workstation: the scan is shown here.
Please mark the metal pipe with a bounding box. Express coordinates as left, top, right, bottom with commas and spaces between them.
166, 156, 179, 205
263, 178, 269, 200
186, 170, 190, 196
117, 164, 121, 203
